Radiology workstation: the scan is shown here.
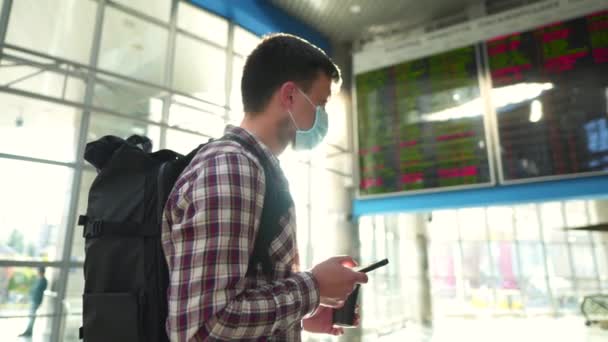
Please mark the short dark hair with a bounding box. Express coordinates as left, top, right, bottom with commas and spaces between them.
241, 33, 340, 113
38, 267, 45, 275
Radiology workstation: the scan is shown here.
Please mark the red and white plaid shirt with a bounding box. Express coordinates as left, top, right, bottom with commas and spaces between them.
162, 125, 320, 341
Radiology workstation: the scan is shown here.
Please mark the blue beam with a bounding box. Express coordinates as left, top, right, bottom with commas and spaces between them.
353, 175, 608, 217
189, 0, 331, 53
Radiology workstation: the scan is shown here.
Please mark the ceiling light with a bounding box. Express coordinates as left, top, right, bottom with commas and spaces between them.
350, 4, 361, 14
529, 100, 543, 123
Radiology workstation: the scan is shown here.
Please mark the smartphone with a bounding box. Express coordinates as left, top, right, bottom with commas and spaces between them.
357, 258, 389, 273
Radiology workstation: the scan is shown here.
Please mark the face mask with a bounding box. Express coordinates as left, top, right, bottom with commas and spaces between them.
287, 88, 328, 150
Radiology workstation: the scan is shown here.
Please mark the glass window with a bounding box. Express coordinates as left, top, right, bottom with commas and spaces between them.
487, 206, 515, 240
71, 170, 97, 262
0, 61, 87, 104
577, 279, 601, 297
431, 276, 460, 316
546, 244, 573, 278
0, 159, 73, 261
427, 210, 459, 241
233, 26, 260, 56
294, 203, 311, 269
463, 277, 495, 313
230, 56, 245, 116
63, 267, 83, 342
165, 129, 206, 155
177, 2, 228, 47
64, 268, 83, 316
171, 94, 224, 115
587, 199, 607, 225
93, 74, 165, 121
324, 153, 353, 177
7, 0, 96, 64
564, 200, 588, 228
596, 243, 608, 280
310, 168, 349, 213
567, 229, 591, 244
282, 160, 310, 208
0, 266, 59, 339
551, 277, 577, 311
225, 49, 248, 127
522, 282, 552, 313
374, 216, 387, 258
168, 103, 225, 138
309, 144, 329, 169
98, 7, 168, 85
490, 241, 519, 283
113, 0, 170, 22
359, 216, 374, 260
518, 244, 552, 312
587, 200, 599, 224
461, 242, 492, 278
571, 244, 597, 278
0, 93, 81, 162
310, 212, 341, 263
325, 94, 349, 150
228, 110, 245, 127
518, 242, 546, 277
62, 313, 82, 342
591, 231, 605, 245
458, 208, 487, 241
87, 112, 162, 151
173, 34, 226, 105
494, 280, 523, 313
308, 209, 338, 265
540, 202, 567, 242
428, 242, 460, 278
400, 240, 421, 277
514, 204, 541, 240
397, 213, 419, 240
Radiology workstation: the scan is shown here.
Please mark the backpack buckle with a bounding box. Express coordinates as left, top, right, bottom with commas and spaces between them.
86, 220, 104, 238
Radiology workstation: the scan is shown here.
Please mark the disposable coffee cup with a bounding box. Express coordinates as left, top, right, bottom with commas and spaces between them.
332, 284, 360, 327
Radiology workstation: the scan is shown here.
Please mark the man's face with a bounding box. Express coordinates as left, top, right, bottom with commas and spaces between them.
275, 72, 333, 153
291, 73, 332, 131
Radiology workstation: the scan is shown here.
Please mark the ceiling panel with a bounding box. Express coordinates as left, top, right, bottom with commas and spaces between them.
269, 0, 479, 42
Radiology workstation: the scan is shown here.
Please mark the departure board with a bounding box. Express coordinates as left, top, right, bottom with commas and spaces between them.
356, 45, 492, 196
488, 9, 608, 181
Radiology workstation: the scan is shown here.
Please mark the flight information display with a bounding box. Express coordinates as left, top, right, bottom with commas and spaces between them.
356, 45, 492, 197
488, 9, 608, 181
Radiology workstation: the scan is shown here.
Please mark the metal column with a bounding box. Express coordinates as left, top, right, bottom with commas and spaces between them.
50, 0, 107, 341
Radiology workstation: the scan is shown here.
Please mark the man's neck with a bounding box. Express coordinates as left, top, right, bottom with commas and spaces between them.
240, 114, 283, 156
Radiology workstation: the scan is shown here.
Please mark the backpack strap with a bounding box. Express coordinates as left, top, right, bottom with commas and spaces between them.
218, 134, 294, 278
78, 215, 159, 238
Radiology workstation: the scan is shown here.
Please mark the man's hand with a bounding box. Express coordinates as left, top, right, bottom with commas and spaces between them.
320, 297, 344, 308
302, 306, 361, 336
302, 306, 343, 336
311, 256, 368, 302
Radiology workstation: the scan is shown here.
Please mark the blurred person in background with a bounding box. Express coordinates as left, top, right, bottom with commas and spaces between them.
19, 267, 47, 338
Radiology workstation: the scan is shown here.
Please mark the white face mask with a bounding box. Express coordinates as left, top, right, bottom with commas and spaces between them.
287, 88, 329, 150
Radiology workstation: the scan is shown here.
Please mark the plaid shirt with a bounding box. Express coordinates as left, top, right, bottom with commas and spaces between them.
162, 125, 320, 341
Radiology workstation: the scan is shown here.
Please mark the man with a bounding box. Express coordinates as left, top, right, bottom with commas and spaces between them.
19, 267, 48, 337
162, 33, 367, 341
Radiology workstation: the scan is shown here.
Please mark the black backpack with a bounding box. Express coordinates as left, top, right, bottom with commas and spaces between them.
78, 134, 292, 342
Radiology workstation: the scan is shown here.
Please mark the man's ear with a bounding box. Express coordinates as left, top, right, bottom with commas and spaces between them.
278, 81, 297, 109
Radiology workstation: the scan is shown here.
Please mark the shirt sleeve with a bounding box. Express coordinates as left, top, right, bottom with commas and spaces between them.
164, 151, 320, 341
